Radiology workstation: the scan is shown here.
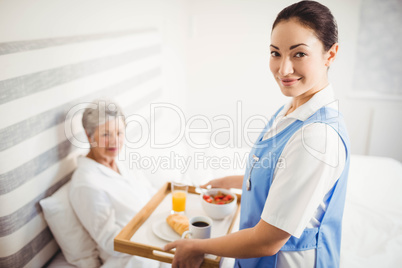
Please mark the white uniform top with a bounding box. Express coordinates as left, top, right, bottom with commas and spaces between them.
69, 157, 164, 268
260, 85, 346, 268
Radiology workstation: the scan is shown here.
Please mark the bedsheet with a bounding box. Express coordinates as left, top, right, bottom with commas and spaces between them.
46, 154, 402, 267
341, 155, 402, 267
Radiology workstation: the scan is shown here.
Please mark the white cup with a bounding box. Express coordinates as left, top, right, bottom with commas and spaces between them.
181, 216, 212, 239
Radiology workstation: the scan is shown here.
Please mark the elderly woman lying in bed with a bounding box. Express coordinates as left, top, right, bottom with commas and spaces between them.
69, 100, 166, 268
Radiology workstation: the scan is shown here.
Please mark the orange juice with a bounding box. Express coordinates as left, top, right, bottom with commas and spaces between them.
172, 190, 187, 212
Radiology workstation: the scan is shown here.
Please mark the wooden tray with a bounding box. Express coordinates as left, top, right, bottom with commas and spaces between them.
114, 182, 241, 268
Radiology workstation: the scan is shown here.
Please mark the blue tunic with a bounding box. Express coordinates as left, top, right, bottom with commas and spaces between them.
235, 106, 350, 268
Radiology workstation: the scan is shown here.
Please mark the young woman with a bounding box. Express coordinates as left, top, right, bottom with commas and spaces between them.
164, 1, 350, 268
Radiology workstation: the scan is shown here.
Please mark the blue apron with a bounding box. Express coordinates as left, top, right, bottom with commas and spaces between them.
235, 106, 350, 268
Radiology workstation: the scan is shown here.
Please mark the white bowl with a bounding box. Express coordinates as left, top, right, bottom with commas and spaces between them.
200, 188, 237, 220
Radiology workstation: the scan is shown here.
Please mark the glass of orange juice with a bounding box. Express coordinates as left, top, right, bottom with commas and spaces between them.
171, 182, 188, 214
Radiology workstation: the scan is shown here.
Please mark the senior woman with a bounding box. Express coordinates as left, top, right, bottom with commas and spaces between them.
69, 100, 165, 268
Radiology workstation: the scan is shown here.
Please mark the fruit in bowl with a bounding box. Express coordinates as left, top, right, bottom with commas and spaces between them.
200, 188, 237, 220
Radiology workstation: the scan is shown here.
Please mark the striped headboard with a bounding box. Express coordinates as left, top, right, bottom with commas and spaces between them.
0, 29, 163, 267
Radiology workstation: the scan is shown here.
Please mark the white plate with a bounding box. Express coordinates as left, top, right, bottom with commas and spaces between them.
152, 218, 181, 242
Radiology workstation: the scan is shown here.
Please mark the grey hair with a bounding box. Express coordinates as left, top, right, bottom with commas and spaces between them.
82, 99, 125, 138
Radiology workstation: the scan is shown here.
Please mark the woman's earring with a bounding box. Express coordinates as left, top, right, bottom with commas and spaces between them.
88, 137, 96, 147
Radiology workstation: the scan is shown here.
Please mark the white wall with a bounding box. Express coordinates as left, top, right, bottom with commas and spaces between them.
184, 0, 402, 162
4, 0, 399, 161
0, 0, 189, 107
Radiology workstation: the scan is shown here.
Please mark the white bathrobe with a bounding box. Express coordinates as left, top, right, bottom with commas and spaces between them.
69, 156, 165, 268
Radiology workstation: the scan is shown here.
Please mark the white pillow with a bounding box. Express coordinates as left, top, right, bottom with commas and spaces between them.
40, 182, 101, 268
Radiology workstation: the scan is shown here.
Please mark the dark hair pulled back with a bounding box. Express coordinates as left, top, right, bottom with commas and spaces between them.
272, 0, 338, 51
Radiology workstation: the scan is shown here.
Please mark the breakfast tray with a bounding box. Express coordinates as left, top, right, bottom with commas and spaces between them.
114, 182, 241, 268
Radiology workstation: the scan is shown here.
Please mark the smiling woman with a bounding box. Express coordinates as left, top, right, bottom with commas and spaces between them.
69, 100, 165, 268
82, 100, 126, 173
269, 1, 339, 115
269, 19, 338, 115
163, 1, 350, 268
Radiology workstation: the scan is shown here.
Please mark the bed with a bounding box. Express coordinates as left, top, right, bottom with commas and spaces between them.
1, 143, 401, 267
37, 154, 402, 268
340, 155, 402, 267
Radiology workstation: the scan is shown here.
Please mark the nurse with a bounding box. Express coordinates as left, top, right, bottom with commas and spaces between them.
164, 1, 350, 268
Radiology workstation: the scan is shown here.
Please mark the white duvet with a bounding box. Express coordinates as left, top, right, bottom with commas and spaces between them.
341, 155, 402, 267
49, 154, 402, 268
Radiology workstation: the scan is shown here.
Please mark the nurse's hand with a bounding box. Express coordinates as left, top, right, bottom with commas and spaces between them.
200, 175, 243, 190
163, 239, 204, 268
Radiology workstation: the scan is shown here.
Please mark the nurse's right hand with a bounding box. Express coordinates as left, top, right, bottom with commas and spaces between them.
200, 175, 243, 190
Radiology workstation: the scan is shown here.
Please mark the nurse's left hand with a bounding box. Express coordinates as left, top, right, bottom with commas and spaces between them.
163, 239, 204, 268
